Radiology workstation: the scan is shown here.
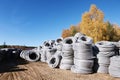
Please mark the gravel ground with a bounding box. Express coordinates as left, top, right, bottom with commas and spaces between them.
0, 59, 119, 80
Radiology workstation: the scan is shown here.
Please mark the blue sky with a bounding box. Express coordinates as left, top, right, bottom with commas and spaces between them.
0, 0, 120, 46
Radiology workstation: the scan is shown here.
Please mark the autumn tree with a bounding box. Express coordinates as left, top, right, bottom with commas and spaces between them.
62, 29, 71, 38
79, 5, 105, 42
112, 24, 120, 41
61, 4, 120, 42
78, 4, 120, 42
62, 25, 79, 38
69, 25, 79, 36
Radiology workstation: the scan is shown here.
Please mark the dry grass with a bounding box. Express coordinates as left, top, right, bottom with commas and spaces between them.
0, 59, 120, 80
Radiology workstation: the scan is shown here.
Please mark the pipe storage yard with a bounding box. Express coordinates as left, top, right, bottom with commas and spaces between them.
0, 33, 120, 80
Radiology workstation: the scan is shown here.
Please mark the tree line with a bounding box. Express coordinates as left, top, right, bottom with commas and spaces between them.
0, 42, 36, 50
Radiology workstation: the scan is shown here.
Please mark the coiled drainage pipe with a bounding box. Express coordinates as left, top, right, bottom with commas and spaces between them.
20, 50, 40, 62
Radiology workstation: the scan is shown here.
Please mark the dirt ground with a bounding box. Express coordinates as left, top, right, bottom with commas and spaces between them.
0, 59, 120, 80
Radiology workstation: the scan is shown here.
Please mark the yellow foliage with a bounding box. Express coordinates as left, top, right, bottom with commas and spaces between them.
62, 25, 79, 38
62, 29, 71, 38
61, 4, 120, 42
69, 25, 79, 36
78, 4, 120, 42
112, 24, 120, 41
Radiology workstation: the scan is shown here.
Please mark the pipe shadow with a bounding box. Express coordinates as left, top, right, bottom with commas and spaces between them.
0, 58, 28, 73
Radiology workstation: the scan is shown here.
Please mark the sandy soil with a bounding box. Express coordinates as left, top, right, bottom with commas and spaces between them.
0, 59, 120, 80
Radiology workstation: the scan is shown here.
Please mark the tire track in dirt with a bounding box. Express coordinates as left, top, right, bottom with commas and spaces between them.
0, 60, 120, 80
0, 73, 9, 80
19, 65, 37, 80
25, 65, 41, 80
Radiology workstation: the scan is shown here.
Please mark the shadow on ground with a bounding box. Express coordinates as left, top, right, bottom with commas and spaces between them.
0, 58, 28, 73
